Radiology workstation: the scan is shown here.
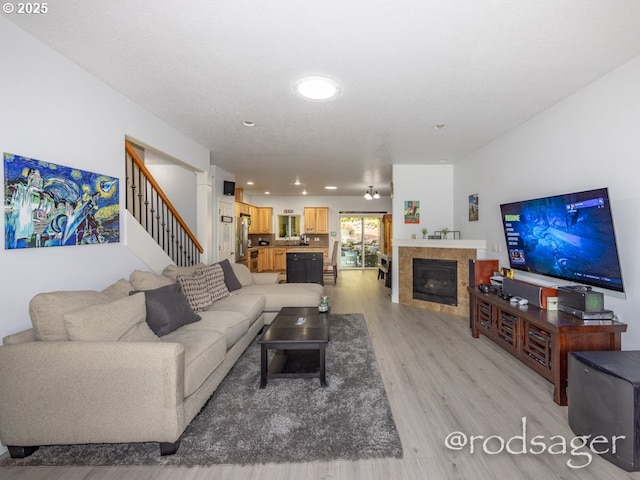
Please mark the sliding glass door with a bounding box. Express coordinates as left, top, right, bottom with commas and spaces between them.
339, 216, 382, 269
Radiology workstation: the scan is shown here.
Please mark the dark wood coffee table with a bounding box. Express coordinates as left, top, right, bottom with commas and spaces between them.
257, 306, 330, 388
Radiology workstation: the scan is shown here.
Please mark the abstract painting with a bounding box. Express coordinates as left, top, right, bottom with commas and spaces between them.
4, 152, 119, 249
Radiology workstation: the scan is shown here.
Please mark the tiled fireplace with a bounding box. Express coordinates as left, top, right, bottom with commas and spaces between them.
397, 240, 486, 317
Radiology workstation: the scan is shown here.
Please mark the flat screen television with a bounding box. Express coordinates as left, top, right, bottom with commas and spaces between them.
500, 188, 624, 293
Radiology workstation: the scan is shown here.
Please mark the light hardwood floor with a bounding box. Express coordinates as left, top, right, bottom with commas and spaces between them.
2, 270, 639, 479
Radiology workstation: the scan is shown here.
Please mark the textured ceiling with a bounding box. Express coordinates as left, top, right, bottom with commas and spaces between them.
6, 1, 640, 197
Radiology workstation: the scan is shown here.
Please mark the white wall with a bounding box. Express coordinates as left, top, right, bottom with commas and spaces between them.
0, 18, 209, 344
453, 54, 640, 349
145, 157, 199, 233
390, 165, 455, 301
391, 164, 455, 239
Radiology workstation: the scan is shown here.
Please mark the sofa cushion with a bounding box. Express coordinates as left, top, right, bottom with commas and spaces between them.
162, 263, 206, 282
131, 283, 201, 336
196, 264, 230, 301
161, 327, 226, 397
177, 272, 214, 313
64, 293, 159, 342
186, 310, 250, 349
129, 270, 174, 291
209, 293, 265, 325
230, 262, 255, 286
29, 290, 112, 341
101, 278, 135, 300
237, 283, 324, 311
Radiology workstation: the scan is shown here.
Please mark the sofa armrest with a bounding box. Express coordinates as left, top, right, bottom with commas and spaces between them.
252, 272, 280, 284
0, 340, 185, 446
3, 328, 36, 345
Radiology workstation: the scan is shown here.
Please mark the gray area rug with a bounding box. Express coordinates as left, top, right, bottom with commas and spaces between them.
2, 313, 403, 466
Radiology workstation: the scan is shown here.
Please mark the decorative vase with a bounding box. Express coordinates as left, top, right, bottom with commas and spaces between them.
318, 296, 329, 312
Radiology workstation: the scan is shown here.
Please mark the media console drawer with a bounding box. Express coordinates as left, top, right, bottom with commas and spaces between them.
469, 288, 627, 406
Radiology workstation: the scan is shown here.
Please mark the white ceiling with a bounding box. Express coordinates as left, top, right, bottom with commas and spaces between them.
6, 1, 640, 197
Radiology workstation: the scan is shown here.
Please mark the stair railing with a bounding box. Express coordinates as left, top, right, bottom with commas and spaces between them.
125, 141, 203, 266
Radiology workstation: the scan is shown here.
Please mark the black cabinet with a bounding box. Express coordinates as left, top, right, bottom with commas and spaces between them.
286, 252, 323, 285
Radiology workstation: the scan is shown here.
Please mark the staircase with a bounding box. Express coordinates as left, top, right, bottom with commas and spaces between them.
125, 141, 203, 267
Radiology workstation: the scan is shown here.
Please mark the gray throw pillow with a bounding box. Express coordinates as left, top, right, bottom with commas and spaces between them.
216, 259, 243, 291
130, 283, 200, 336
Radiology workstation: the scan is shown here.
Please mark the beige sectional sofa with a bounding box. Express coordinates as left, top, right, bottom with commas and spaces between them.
0, 260, 323, 458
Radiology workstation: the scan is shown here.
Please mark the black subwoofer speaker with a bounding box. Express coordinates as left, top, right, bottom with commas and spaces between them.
568, 351, 640, 472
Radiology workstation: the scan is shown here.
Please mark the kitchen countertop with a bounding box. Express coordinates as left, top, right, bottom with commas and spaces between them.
285, 248, 325, 253
251, 245, 328, 250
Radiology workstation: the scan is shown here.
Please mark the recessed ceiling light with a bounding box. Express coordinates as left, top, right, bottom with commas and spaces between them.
294, 179, 301, 185
247, 181, 254, 185
242, 121, 256, 127
433, 124, 447, 130
324, 186, 338, 190
294, 76, 341, 101
264, 191, 270, 195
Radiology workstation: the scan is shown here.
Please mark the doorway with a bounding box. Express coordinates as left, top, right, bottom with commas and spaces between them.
339, 215, 382, 269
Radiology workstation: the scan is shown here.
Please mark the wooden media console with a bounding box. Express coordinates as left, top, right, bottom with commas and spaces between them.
469, 287, 627, 406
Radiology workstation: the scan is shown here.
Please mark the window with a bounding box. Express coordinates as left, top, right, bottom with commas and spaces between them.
277, 215, 301, 239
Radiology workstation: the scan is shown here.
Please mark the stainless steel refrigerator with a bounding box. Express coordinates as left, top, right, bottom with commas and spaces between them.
236, 213, 251, 265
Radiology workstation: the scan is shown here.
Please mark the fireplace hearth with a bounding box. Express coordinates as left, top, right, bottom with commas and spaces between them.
413, 258, 457, 306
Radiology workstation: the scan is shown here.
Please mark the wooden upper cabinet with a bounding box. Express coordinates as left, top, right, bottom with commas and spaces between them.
304, 207, 329, 234
248, 205, 259, 233
255, 207, 273, 234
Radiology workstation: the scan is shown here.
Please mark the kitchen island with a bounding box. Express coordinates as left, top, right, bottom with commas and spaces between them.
286, 249, 324, 285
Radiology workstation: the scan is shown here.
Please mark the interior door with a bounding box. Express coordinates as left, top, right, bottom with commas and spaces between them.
218, 197, 235, 262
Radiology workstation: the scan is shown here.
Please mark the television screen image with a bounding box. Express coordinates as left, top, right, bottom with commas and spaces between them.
500, 188, 624, 293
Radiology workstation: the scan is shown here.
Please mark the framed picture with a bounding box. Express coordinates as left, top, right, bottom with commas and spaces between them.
4, 152, 120, 249
404, 200, 420, 224
468, 194, 479, 221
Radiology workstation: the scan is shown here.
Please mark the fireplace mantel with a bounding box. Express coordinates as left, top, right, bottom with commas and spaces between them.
395, 239, 486, 250
397, 239, 487, 316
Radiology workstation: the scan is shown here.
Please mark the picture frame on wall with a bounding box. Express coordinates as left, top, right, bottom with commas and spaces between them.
468, 194, 479, 221
4, 152, 120, 249
404, 200, 420, 224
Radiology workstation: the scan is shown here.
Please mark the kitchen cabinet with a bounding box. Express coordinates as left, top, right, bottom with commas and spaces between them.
257, 247, 269, 272
235, 201, 251, 217
272, 248, 286, 271
303, 207, 329, 234
254, 207, 273, 234
248, 205, 258, 233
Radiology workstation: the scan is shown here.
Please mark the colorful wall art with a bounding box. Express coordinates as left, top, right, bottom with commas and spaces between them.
469, 193, 479, 221
404, 200, 420, 224
4, 152, 119, 249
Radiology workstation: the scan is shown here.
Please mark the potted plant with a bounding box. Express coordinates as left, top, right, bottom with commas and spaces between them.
441, 227, 449, 239
421, 228, 428, 239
